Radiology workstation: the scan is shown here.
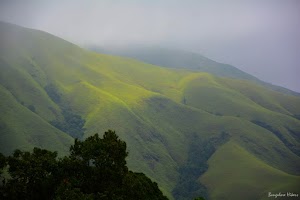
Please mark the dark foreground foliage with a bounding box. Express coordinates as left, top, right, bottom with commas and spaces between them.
0, 130, 168, 200
173, 132, 229, 200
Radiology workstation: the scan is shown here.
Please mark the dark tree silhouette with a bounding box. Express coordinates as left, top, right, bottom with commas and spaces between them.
0, 130, 168, 200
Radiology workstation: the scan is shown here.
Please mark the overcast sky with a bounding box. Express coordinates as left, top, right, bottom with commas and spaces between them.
0, 0, 299, 92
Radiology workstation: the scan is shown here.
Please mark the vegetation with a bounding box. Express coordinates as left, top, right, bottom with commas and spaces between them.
173, 132, 229, 200
50, 109, 86, 139
0, 153, 5, 175
194, 198, 206, 200
90, 45, 300, 96
45, 84, 61, 104
27, 105, 36, 113
0, 130, 168, 200
45, 84, 86, 139
201, 141, 300, 200
1, 22, 300, 199
251, 120, 300, 156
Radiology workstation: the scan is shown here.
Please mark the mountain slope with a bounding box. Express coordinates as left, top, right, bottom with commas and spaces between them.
90, 45, 300, 96
1, 22, 300, 199
201, 140, 300, 200
0, 84, 72, 155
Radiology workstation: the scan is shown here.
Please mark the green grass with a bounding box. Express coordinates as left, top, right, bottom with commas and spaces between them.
1, 22, 300, 199
218, 78, 300, 115
91, 45, 300, 96
0, 85, 72, 156
201, 140, 300, 200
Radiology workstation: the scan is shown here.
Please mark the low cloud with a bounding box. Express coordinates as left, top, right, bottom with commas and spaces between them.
0, 0, 299, 92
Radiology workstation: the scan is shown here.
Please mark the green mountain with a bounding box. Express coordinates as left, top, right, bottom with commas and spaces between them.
90, 45, 300, 96
1, 22, 300, 200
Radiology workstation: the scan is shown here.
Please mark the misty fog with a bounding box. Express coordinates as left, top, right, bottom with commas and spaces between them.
0, 0, 299, 92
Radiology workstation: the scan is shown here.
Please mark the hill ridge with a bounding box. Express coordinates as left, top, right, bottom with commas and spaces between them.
1, 22, 300, 200
89, 45, 300, 97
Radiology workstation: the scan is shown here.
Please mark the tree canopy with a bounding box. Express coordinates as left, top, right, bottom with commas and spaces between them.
0, 130, 168, 200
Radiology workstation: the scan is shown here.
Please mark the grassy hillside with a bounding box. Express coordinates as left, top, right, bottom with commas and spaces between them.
1, 22, 300, 199
89, 45, 259, 81
90, 45, 300, 96
201, 140, 300, 200
0, 84, 72, 156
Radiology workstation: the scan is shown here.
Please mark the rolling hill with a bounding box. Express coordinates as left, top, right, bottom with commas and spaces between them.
90, 45, 300, 96
1, 22, 300, 199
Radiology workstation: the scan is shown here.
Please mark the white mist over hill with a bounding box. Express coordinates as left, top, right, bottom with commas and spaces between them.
0, 0, 299, 92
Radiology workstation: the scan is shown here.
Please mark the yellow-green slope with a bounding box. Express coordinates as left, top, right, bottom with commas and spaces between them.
201, 140, 300, 200
0, 84, 72, 155
1, 22, 300, 199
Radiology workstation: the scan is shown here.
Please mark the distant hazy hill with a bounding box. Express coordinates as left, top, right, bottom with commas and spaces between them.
90, 45, 299, 96
1, 22, 300, 200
